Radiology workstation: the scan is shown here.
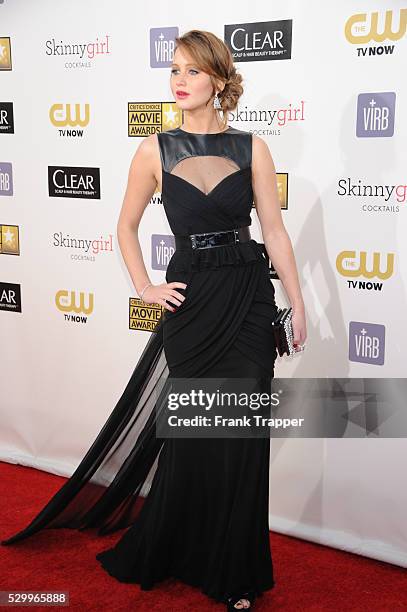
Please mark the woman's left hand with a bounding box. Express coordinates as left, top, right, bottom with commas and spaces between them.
292, 306, 307, 353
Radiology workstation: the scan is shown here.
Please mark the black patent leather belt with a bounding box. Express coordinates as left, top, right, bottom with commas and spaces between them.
175, 226, 251, 250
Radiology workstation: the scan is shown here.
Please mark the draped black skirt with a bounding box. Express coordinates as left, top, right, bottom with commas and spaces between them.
2, 240, 278, 604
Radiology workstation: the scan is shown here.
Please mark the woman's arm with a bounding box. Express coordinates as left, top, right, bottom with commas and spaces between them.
116, 135, 158, 296
116, 135, 187, 312
251, 134, 307, 346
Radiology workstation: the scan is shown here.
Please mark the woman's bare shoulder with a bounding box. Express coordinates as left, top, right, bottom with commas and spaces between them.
252, 133, 269, 148
252, 133, 273, 167
137, 133, 160, 158
132, 133, 161, 184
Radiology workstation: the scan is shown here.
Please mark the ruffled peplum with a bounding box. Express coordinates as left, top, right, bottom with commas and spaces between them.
168, 239, 268, 273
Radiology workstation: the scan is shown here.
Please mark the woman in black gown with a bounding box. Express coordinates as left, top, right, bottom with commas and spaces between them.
1, 30, 307, 610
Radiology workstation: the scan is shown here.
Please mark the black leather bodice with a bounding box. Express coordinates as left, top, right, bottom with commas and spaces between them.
158, 126, 252, 174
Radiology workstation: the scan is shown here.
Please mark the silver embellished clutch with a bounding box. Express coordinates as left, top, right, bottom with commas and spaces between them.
271, 307, 295, 357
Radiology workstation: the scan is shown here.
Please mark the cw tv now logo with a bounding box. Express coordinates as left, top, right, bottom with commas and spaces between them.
344, 9, 407, 56
55, 289, 94, 323
336, 250, 394, 291
49, 103, 90, 137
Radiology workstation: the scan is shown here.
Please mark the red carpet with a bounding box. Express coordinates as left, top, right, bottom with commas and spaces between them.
0, 461, 406, 611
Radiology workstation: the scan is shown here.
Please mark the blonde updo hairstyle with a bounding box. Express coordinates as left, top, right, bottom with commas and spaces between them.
174, 29, 244, 130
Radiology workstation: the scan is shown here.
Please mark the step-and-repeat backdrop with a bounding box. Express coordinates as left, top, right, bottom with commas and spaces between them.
1, 1, 406, 567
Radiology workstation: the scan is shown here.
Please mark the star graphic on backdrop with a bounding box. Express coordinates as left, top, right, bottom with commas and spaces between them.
3, 227, 15, 245
165, 106, 179, 127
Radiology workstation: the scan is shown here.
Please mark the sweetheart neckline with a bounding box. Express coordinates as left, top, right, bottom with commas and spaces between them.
161, 167, 251, 199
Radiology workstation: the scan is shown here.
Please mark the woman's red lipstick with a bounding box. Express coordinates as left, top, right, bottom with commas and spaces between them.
176, 91, 190, 98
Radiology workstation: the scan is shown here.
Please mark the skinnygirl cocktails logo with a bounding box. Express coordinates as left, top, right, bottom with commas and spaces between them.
52, 231, 114, 263
45, 34, 111, 69
228, 100, 306, 136
337, 176, 406, 214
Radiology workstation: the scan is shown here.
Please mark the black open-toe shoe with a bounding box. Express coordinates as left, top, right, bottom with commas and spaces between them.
226, 590, 256, 610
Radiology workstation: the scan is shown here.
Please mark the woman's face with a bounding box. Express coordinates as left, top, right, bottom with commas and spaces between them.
170, 47, 218, 111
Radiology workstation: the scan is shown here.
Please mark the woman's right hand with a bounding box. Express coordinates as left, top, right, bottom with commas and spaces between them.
141, 282, 188, 312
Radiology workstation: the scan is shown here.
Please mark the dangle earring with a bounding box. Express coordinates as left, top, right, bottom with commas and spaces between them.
213, 91, 222, 110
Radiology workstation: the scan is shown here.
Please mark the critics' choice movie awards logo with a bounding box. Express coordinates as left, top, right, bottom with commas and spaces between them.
0, 224, 19, 255
224, 20, 292, 61
0, 162, 13, 195
151, 235, 175, 271
129, 297, 164, 332
128, 102, 181, 136
337, 177, 406, 214
345, 9, 406, 56
48, 166, 101, 199
55, 290, 94, 322
52, 231, 113, 262
45, 34, 111, 68
0, 37, 12, 70
49, 103, 90, 137
356, 92, 395, 137
0, 102, 14, 133
0, 282, 21, 313
336, 250, 395, 291
150, 27, 179, 67
349, 322, 385, 366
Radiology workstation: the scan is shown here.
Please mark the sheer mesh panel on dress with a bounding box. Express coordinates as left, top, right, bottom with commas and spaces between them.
170, 155, 240, 196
